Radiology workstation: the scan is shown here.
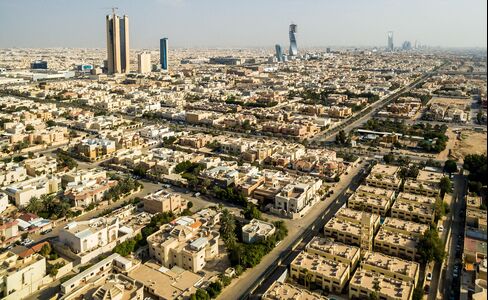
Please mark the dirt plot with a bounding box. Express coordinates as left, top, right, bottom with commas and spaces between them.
449, 130, 487, 162
428, 97, 471, 107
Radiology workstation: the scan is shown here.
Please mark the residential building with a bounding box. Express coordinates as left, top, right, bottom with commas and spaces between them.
0, 219, 20, 248
59, 218, 119, 254
242, 219, 276, 244
0, 163, 27, 187
349, 269, 414, 300
4, 175, 60, 208
274, 176, 322, 216
262, 281, 328, 300
290, 251, 350, 293
0, 192, 8, 214
365, 164, 401, 189
403, 170, 443, 197
147, 215, 220, 272
362, 251, 420, 285
391, 192, 436, 224
348, 185, 395, 216
0, 252, 46, 300
143, 190, 188, 214
23, 156, 57, 176
305, 236, 361, 271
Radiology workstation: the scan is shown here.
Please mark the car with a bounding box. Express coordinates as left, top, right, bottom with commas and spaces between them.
424, 284, 430, 293
426, 272, 432, 281
438, 225, 444, 232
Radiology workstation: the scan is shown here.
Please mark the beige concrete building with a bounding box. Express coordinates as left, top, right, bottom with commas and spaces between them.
365, 164, 401, 189
0, 252, 46, 300
143, 190, 188, 214
147, 216, 220, 273
290, 251, 350, 293
362, 251, 420, 286
374, 218, 429, 260
305, 236, 361, 271
59, 218, 119, 254
403, 170, 443, 197
348, 185, 395, 216
391, 192, 436, 224
262, 281, 329, 300
137, 52, 151, 74
242, 219, 276, 244
0, 163, 27, 187
23, 156, 57, 176
349, 269, 414, 300
4, 175, 60, 208
324, 207, 380, 250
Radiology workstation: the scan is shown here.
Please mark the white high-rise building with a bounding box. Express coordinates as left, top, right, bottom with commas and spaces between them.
137, 52, 151, 74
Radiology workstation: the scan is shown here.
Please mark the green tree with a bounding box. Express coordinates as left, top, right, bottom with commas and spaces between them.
39, 243, 52, 257
383, 153, 395, 164
443, 160, 458, 177
243, 203, 261, 220
220, 209, 237, 248
26, 197, 44, 214
25, 124, 35, 131
439, 177, 452, 198
417, 227, 445, 264
335, 130, 349, 146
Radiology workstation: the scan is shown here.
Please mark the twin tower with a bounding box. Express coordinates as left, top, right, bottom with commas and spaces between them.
106, 12, 168, 75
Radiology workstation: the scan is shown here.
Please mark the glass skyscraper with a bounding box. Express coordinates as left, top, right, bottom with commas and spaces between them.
160, 38, 168, 70
289, 23, 298, 56
275, 44, 283, 62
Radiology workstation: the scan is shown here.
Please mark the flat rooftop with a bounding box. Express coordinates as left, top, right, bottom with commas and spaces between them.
374, 227, 418, 250
382, 217, 429, 237
291, 251, 349, 281
262, 281, 328, 300
356, 185, 395, 199
396, 192, 436, 205
350, 269, 414, 300
362, 251, 419, 282
336, 207, 380, 225
370, 164, 400, 177
306, 236, 360, 263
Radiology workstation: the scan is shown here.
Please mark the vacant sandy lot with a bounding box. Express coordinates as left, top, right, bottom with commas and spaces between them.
449, 130, 487, 162
428, 97, 471, 107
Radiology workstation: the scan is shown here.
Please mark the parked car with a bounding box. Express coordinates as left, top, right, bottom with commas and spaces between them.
426, 272, 432, 281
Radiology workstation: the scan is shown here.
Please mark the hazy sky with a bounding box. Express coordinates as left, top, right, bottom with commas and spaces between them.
0, 0, 486, 49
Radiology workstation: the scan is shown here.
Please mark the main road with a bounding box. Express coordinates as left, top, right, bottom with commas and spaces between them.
313, 64, 447, 144
217, 160, 369, 300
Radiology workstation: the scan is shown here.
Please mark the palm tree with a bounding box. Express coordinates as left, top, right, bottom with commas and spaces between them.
26, 197, 43, 214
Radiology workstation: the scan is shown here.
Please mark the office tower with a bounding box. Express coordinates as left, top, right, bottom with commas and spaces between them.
275, 44, 283, 62
31, 60, 48, 69
402, 41, 412, 51
106, 12, 130, 74
289, 23, 298, 56
387, 31, 394, 51
138, 52, 152, 74
160, 38, 168, 70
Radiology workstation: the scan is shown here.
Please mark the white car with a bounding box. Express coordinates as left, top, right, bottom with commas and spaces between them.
426, 272, 432, 281
438, 225, 444, 232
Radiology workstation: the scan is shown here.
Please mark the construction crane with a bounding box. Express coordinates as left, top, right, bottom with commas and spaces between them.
101, 7, 118, 15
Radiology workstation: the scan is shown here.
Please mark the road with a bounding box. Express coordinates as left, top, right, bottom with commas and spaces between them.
217, 160, 368, 300
313, 73, 434, 143
428, 174, 466, 300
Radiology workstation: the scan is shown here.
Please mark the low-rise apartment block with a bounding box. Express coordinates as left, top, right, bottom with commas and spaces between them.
348, 185, 395, 216
305, 236, 361, 271
23, 156, 57, 176
362, 251, 420, 285
391, 192, 436, 224
324, 207, 380, 250
403, 170, 443, 197
349, 269, 414, 300
374, 217, 429, 260
262, 281, 328, 300
75, 138, 116, 161
291, 251, 350, 293
0, 163, 27, 187
365, 164, 401, 189
273, 176, 323, 218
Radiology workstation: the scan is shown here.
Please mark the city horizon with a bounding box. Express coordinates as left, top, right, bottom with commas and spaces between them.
0, 0, 486, 49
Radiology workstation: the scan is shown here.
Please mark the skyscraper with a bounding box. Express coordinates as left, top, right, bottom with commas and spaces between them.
275, 44, 283, 62
106, 12, 130, 74
289, 23, 298, 56
138, 52, 151, 74
160, 38, 168, 70
387, 31, 394, 51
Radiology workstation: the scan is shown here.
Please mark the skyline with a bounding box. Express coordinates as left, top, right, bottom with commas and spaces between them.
0, 0, 486, 49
